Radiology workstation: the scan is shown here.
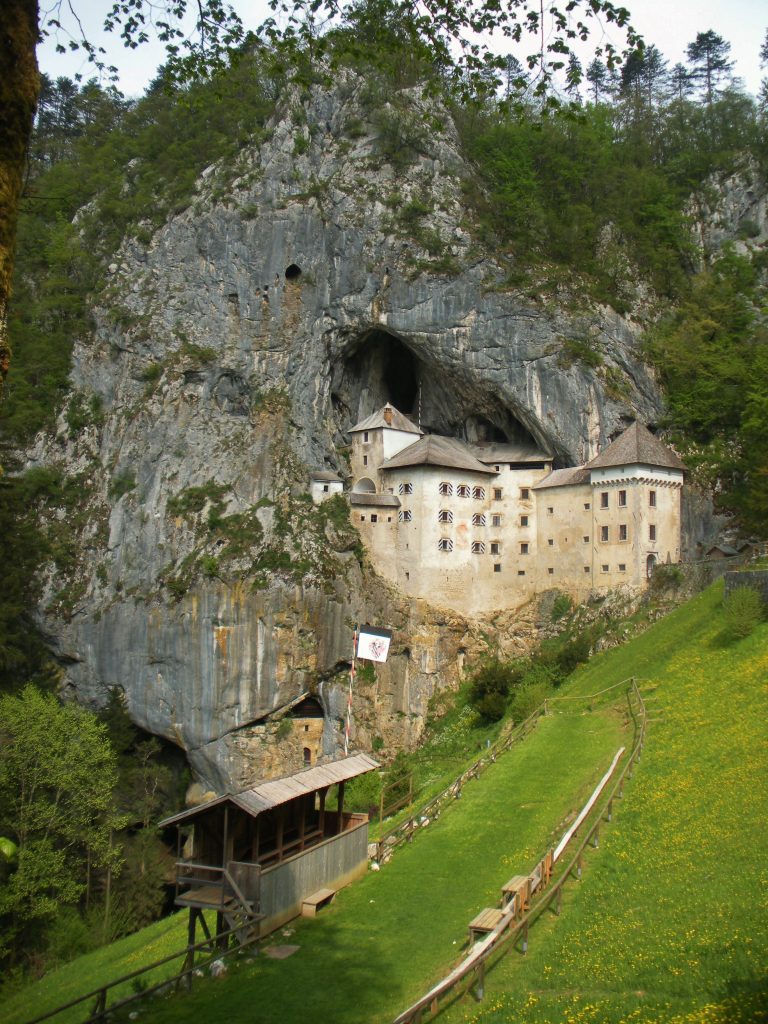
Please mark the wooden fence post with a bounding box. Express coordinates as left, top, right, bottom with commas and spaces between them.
475, 962, 485, 1000
521, 921, 529, 954
591, 826, 599, 849
606, 799, 613, 822
556, 886, 562, 915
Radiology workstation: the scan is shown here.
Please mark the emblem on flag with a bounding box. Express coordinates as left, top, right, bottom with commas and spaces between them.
356, 625, 393, 663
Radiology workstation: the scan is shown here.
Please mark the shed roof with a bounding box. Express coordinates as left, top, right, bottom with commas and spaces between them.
587, 422, 684, 472
159, 753, 380, 828
310, 470, 344, 482
349, 492, 401, 507
470, 442, 552, 464
534, 466, 591, 490
381, 435, 496, 475
350, 404, 422, 436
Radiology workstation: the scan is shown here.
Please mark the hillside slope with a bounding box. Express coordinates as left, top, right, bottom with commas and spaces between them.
445, 580, 768, 1023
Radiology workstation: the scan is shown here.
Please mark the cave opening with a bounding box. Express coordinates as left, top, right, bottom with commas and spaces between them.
332, 325, 548, 454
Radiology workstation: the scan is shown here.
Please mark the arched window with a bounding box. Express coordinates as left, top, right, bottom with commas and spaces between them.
472, 513, 486, 527
439, 481, 453, 496
456, 484, 470, 498
398, 482, 413, 495
472, 486, 485, 500
303, 747, 312, 765
398, 510, 412, 522
438, 509, 453, 523
472, 541, 485, 554
437, 538, 454, 552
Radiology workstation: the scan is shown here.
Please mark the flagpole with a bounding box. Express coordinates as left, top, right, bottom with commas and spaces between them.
346, 623, 358, 757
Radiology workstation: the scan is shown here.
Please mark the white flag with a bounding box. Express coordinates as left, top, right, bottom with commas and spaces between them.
357, 625, 392, 663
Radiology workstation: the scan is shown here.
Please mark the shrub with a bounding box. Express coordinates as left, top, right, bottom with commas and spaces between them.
723, 586, 764, 640
551, 594, 573, 622
509, 681, 549, 722
109, 471, 136, 500
468, 658, 521, 722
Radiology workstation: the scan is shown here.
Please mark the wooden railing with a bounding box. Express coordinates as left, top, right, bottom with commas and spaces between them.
392, 678, 646, 1024
375, 704, 547, 864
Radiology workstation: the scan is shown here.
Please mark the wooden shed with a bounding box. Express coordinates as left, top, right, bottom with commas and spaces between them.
160, 753, 379, 943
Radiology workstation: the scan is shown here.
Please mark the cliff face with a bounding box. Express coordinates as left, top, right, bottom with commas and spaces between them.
29, 74, 669, 789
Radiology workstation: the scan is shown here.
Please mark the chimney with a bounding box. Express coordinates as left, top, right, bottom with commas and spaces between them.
383, 405, 393, 426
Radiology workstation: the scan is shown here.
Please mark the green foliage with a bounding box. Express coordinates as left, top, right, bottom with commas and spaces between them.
722, 586, 764, 641
468, 658, 520, 721
108, 471, 136, 501
275, 719, 292, 740
167, 481, 229, 519
0, 686, 123, 964
550, 594, 573, 622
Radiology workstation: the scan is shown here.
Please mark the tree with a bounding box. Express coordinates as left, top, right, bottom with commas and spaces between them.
620, 43, 667, 105
565, 52, 583, 103
668, 62, 695, 103
0, 685, 123, 961
586, 58, 610, 104
686, 30, 734, 105
0, 0, 640, 396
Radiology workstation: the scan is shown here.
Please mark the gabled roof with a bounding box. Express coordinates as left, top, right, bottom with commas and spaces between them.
534, 467, 591, 490
310, 470, 343, 482
350, 404, 422, 435
380, 434, 497, 475
159, 753, 380, 827
587, 422, 684, 472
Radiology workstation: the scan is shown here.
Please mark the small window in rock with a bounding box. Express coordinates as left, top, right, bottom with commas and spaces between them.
303, 747, 312, 765
285, 264, 302, 280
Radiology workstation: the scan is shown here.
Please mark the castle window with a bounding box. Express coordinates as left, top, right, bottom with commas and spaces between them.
363, 431, 369, 443
548, 538, 554, 546
600, 492, 609, 508
618, 490, 627, 507
583, 535, 589, 543
492, 513, 502, 528
547, 506, 554, 515
438, 509, 453, 523
472, 513, 486, 527
490, 541, 501, 556
398, 510, 412, 522
493, 487, 503, 500
584, 502, 591, 510
472, 541, 485, 554
370, 514, 378, 523
520, 542, 529, 555
473, 486, 485, 500
649, 490, 657, 507
360, 515, 365, 521
619, 524, 628, 541
520, 515, 529, 527
437, 538, 453, 552
601, 564, 609, 573
618, 563, 626, 572
600, 526, 609, 542
517, 570, 526, 576
493, 563, 502, 573
584, 566, 590, 573
457, 484, 470, 498
323, 484, 329, 493
649, 524, 656, 541
399, 482, 413, 495
439, 481, 453, 496
548, 567, 554, 575
520, 488, 530, 500
363, 455, 368, 466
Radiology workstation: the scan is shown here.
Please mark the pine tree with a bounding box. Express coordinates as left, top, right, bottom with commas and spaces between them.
586, 58, 609, 104
668, 62, 695, 103
686, 30, 734, 105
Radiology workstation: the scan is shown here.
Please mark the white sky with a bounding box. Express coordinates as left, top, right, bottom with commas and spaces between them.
37, 0, 767, 99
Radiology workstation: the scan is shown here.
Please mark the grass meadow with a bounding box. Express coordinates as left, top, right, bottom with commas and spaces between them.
5, 580, 766, 1024
443, 582, 768, 1024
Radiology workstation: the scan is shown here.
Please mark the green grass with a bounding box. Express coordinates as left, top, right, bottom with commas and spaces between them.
442, 581, 768, 1024
8, 711, 624, 1024
2, 913, 190, 1024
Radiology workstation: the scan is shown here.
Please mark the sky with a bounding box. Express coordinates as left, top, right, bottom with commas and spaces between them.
36, 0, 767, 99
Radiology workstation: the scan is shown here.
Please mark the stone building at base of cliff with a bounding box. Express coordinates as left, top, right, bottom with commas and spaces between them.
342, 404, 683, 616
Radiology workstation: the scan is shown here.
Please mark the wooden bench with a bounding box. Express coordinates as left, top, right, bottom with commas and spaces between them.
301, 888, 336, 917
501, 875, 530, 916
468, 907, 505, 943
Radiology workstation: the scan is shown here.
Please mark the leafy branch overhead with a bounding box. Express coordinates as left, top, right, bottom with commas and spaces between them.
43, 0, 642, 94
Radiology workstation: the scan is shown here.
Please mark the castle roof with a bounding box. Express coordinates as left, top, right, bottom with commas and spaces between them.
534, 466, 591, 490
349, 404, 422, 435
350, 492, 401, 507
587, 422, 684, 472
380, 434, 497, 475
310, 470, 343, 482
471, 441, 552, 464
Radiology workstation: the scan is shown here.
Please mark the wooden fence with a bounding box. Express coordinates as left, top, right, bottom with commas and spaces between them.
375, 704, 547, 864
392, 678, 646, 1024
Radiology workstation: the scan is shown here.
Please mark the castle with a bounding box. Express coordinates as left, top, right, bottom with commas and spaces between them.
334, 404, 684, 616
